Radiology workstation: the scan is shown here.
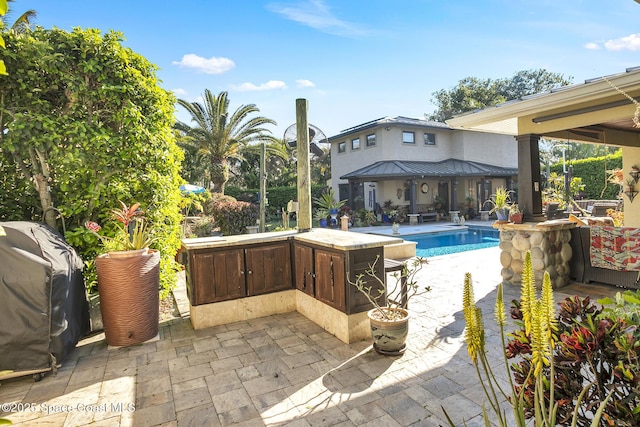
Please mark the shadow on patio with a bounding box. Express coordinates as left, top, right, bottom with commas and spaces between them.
0, 247, 619, 426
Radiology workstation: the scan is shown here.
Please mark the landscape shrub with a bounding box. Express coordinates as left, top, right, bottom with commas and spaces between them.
189, 216, 216, 238
202, 192, 236, 215
0, 27, 183, 298
507, 293, 640, 426
210, 200, 259, 235
550, 151, 622, 200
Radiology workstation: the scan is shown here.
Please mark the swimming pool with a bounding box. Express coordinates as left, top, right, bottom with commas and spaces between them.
406, 226, 500, 258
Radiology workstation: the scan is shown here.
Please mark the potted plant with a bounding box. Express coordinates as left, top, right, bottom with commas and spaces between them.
486, 187, 512, 221
350, 257, 431, 355
314, 208, 329, 227
313, 188, 346, 227
509, 203, 524, 224
86, 201, 160, 347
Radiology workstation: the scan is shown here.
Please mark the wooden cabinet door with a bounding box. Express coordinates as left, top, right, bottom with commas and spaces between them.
245, 243, 292, 296
294, 244, 314, 296
314, 250, 345, 311
190, 249, 245, 304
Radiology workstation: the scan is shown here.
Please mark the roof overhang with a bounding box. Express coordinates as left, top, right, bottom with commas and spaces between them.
446, 67, 640, 147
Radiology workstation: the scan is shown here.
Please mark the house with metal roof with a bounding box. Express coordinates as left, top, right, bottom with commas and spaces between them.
328, 116, 518, 219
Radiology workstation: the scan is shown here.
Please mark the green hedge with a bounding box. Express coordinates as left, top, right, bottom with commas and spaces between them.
549, 151, 622, 200
226, 185, 326, 217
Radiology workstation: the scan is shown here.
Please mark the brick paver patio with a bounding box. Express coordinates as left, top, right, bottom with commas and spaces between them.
0, 245, 617, 426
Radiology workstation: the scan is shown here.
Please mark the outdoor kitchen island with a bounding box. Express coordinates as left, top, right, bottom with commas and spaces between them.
181, 228, 404, 343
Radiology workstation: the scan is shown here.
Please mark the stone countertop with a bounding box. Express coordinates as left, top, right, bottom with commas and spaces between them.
493, 220, 577, 232
181, 228, 403, 252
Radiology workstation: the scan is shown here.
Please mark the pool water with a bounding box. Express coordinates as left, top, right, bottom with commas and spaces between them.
406, 227, 500, 258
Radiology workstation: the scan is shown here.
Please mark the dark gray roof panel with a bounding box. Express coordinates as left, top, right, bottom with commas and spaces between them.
340, 158, 517, 180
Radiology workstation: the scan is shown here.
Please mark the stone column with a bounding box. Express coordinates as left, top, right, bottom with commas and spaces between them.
495, 222, 574, 289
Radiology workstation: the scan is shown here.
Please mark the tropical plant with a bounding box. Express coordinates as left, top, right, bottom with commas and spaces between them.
350, 256, 431, 321
444, 251, 614, 426
356, 208, 377, 226
175, 90, 278, 194
313, 187, 346, 211
85, 201, 155, 252
3, 0, 35, 33
485, 186, 512, 214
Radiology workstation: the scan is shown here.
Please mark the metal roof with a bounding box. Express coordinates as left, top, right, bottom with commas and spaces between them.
340, 158, 517, 180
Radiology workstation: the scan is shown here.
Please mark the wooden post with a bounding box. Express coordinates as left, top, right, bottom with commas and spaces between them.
259, 142, 266, 232
296, 99, 312, 231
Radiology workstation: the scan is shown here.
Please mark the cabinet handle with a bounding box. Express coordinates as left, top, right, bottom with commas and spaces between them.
240, 270, 245, 275
247, 270, 253, 275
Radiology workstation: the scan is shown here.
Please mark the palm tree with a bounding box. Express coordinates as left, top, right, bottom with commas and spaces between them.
2, 0, 36, 33
176, 90, 277, 194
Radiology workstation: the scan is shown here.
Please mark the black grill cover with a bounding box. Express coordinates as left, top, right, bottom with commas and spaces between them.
0, 222, 90, 372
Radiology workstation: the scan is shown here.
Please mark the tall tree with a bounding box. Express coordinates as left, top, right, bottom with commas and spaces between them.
176, 90, 277, 194
2, 0, 36, 33
427, 69, 572, 122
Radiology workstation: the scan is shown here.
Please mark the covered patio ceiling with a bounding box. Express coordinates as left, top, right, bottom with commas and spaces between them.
447, 66, 640, 147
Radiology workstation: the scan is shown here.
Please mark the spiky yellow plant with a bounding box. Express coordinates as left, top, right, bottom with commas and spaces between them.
520, 251, 535, 335
447, 251, 612, 427
463, 272, 483, 363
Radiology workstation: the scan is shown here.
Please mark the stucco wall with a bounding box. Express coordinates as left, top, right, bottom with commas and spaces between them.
330, 122, 517, 209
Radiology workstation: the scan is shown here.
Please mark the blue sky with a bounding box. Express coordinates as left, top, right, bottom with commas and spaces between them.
11, 0, 640, 138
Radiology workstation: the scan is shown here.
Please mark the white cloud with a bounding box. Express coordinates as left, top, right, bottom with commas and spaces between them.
230, 80, 288, 92
172, 54, 235, 74
267, 0, 368, 37
603, 33, 640, 51
296, 79, 315, 88
172, 88, 188, 96
584, 42, 600, 50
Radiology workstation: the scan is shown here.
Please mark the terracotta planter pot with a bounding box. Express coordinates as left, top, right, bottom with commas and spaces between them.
509, 213, 524, 224
368, 307, 410, 355
96, 249, 160, 347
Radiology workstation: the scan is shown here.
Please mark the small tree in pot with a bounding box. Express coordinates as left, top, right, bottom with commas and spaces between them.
350, 257, 431, 355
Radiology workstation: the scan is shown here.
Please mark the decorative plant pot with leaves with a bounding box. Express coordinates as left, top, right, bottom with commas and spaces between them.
368, 307, 409, 355
350, 257, 430, 357
86, 201, 159, 346
96, 249, 160, 347
509, 212, 524, 224
495, 208, 510, 222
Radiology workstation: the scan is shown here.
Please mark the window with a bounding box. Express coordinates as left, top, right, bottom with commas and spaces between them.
402, 131, 415, 144
424, 133, 436, 145
366, 133, 376, 147
338, 141, 346, 153
351, 138, 360, 150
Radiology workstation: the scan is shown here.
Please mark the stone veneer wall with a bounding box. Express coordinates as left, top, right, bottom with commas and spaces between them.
496, 223, 573, 289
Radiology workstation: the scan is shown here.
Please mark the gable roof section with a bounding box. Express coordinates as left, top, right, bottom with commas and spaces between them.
340, 159, 517, 180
